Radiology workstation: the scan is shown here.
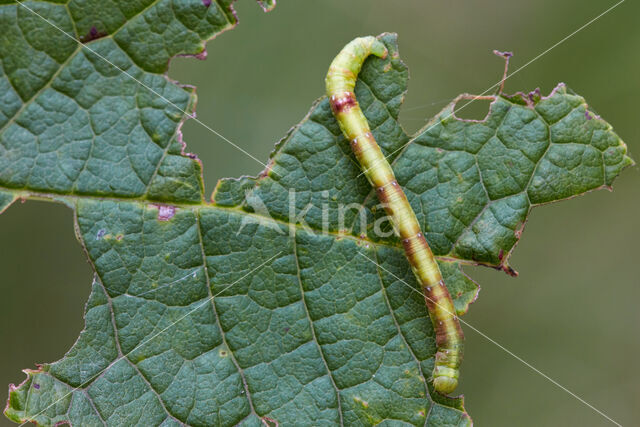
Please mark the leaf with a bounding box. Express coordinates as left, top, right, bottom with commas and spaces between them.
0, 2, 632, 426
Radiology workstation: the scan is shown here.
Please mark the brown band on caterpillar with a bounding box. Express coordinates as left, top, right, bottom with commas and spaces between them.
423, 279, 462, 345
350, 132, 376, 156
330, 92, 358, 114
401, 232, 430, 257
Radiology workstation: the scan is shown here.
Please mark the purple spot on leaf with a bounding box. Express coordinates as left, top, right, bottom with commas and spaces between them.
80, 26, 107, 43
33, 384, 40, 390
96, 229, 106, 240
202, 0, 212, 7
156, 205, 176, 221
585, 110, 592, 120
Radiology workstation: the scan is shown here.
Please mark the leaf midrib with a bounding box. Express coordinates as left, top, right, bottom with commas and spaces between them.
3, 187, 494, 271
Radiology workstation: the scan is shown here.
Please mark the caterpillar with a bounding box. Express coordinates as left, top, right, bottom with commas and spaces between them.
325, 36, 464, 394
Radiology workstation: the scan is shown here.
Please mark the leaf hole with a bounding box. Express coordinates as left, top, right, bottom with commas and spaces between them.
262, 417, 279, 427
453, 97, 493, 122
0, 201, 92, 388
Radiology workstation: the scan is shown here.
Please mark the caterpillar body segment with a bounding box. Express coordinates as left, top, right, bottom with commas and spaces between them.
325, 36, 464, 394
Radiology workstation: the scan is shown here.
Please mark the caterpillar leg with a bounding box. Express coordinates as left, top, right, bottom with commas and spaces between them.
325, 36, 464, 394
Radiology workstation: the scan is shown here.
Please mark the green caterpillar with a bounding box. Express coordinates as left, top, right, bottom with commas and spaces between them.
325, 36, 464, 394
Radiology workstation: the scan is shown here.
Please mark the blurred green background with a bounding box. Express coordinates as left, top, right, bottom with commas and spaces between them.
1, 0, 638, 425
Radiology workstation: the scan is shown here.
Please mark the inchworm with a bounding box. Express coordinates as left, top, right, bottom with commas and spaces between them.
325, 36, 464, 394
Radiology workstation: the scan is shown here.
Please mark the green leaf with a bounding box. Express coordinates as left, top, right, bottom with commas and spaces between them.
0, 3, 632, 426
